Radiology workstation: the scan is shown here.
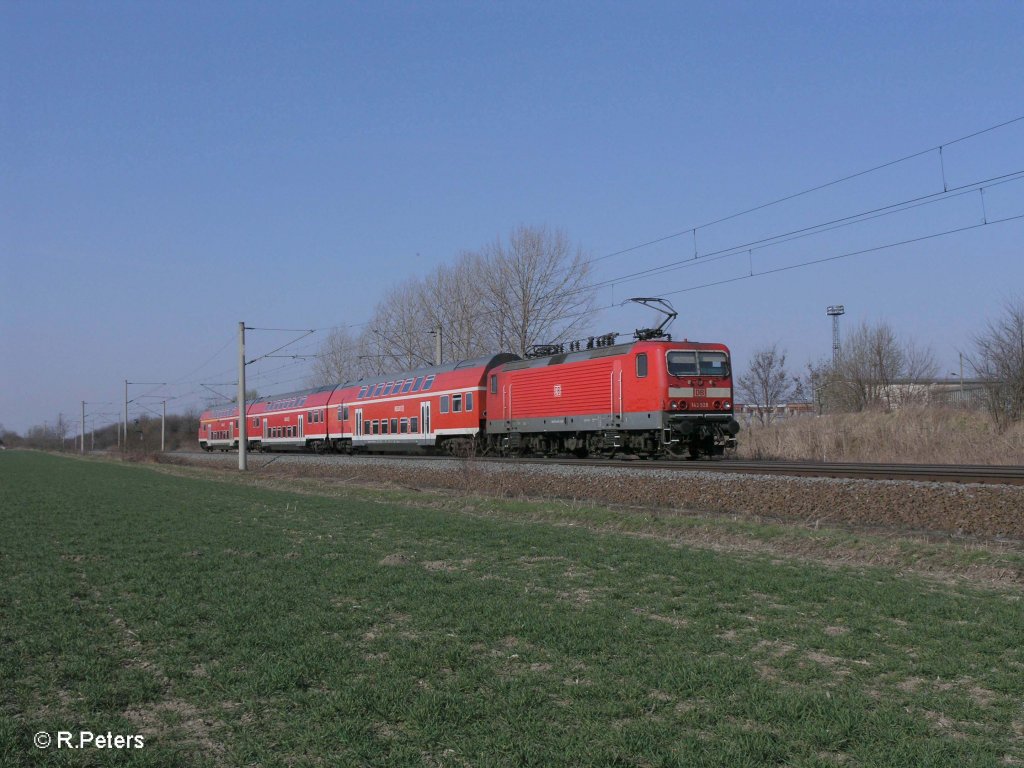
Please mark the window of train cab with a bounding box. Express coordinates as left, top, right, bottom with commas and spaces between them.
490, 375, 498, 394
636, 353, 648, 378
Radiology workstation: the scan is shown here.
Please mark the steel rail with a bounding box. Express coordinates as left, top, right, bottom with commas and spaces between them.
180, 449, 1024, 485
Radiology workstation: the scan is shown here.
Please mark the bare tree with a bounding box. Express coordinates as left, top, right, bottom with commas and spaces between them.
309, 326, 363, 386
366, 278, 436, 370
971, 297, 1024, 427
478, 224, 596, 357
813, 320, 937, 412
419, 250, 493, 362
737, 344, 799, 425
311, 224, 597, 377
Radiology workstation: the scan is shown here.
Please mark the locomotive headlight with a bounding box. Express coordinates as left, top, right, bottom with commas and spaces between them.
670, 401, 679, 409
724, 402, 732, 410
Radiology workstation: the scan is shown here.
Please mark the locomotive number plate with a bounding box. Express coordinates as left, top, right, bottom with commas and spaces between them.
690, 401, 709, 409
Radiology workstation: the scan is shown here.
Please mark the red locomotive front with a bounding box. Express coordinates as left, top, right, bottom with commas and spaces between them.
485, 338, 739, 458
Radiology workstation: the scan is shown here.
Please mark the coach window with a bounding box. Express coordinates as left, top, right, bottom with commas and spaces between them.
410, 416, 419, 432
490, 375, 498, 394
422, 375, 436, 391
253, 416, 259, 428
358, 386, 368, 399
411, 376, 424, 392
390, 418, 398, 433
452, 393, 462, 413
466, 392, 474, 412
440, 395, 450, 414
636, 353, 648, 378
402, 378, 414, 393
381, 419, 389, 434
373, 383, 385, 397
400, 418, 409, 433
364, 419, 371, 434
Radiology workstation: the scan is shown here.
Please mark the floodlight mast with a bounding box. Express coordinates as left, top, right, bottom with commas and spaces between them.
826, 305, 845, 365
629, 297, 678, 341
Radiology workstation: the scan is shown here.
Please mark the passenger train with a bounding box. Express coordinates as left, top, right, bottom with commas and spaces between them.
200, 303, 740, 459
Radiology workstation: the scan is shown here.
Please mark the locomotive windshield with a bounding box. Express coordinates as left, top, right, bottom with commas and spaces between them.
667, 350, 730, 378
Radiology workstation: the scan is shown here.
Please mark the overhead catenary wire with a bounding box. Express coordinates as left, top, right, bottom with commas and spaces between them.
588, 114, 1024, 265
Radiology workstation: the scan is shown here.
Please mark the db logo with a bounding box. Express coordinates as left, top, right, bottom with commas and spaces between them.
694, 387, 707, 398
553, 385, 562, 397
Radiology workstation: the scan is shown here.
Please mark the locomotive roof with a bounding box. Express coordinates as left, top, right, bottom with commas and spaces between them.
499, 338, 727, 371
342, 352, 519, 389
499, 341, 639, 370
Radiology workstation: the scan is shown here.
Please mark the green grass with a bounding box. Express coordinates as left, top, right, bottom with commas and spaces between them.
1, 452, 1022, 766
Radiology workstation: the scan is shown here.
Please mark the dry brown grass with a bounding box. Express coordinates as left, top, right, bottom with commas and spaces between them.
737, 407, 1024, 465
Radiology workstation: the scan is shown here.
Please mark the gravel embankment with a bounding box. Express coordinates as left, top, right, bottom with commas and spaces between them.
166, 452, 1024, 540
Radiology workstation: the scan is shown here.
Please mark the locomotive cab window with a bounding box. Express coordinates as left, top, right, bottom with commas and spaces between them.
490, 375, 498, 394
698, 351, 730, 377
636, 353, 648, 378
666, 351, 699, 377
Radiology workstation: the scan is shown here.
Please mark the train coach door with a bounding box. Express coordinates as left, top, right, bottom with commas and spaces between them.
298, 414, 304, 439
420, 401, 431, 437
355, 409, 363, 437
610, 361, 623, 424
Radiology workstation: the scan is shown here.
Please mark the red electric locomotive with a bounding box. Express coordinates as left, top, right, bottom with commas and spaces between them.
485, 337, 738, 458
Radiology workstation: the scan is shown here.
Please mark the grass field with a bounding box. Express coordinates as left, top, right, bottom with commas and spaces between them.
1, 452, 1022, 766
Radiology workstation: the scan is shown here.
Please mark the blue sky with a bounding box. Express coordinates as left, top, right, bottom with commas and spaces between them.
2, 1, 1023, 435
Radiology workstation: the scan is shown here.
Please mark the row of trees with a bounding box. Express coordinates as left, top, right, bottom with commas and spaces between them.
2, 412, 201, 452
310, 225, 597, 384
738, 299, 1024, 429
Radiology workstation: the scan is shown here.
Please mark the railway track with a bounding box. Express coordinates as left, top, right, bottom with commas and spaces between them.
179, 450, 1024, 486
